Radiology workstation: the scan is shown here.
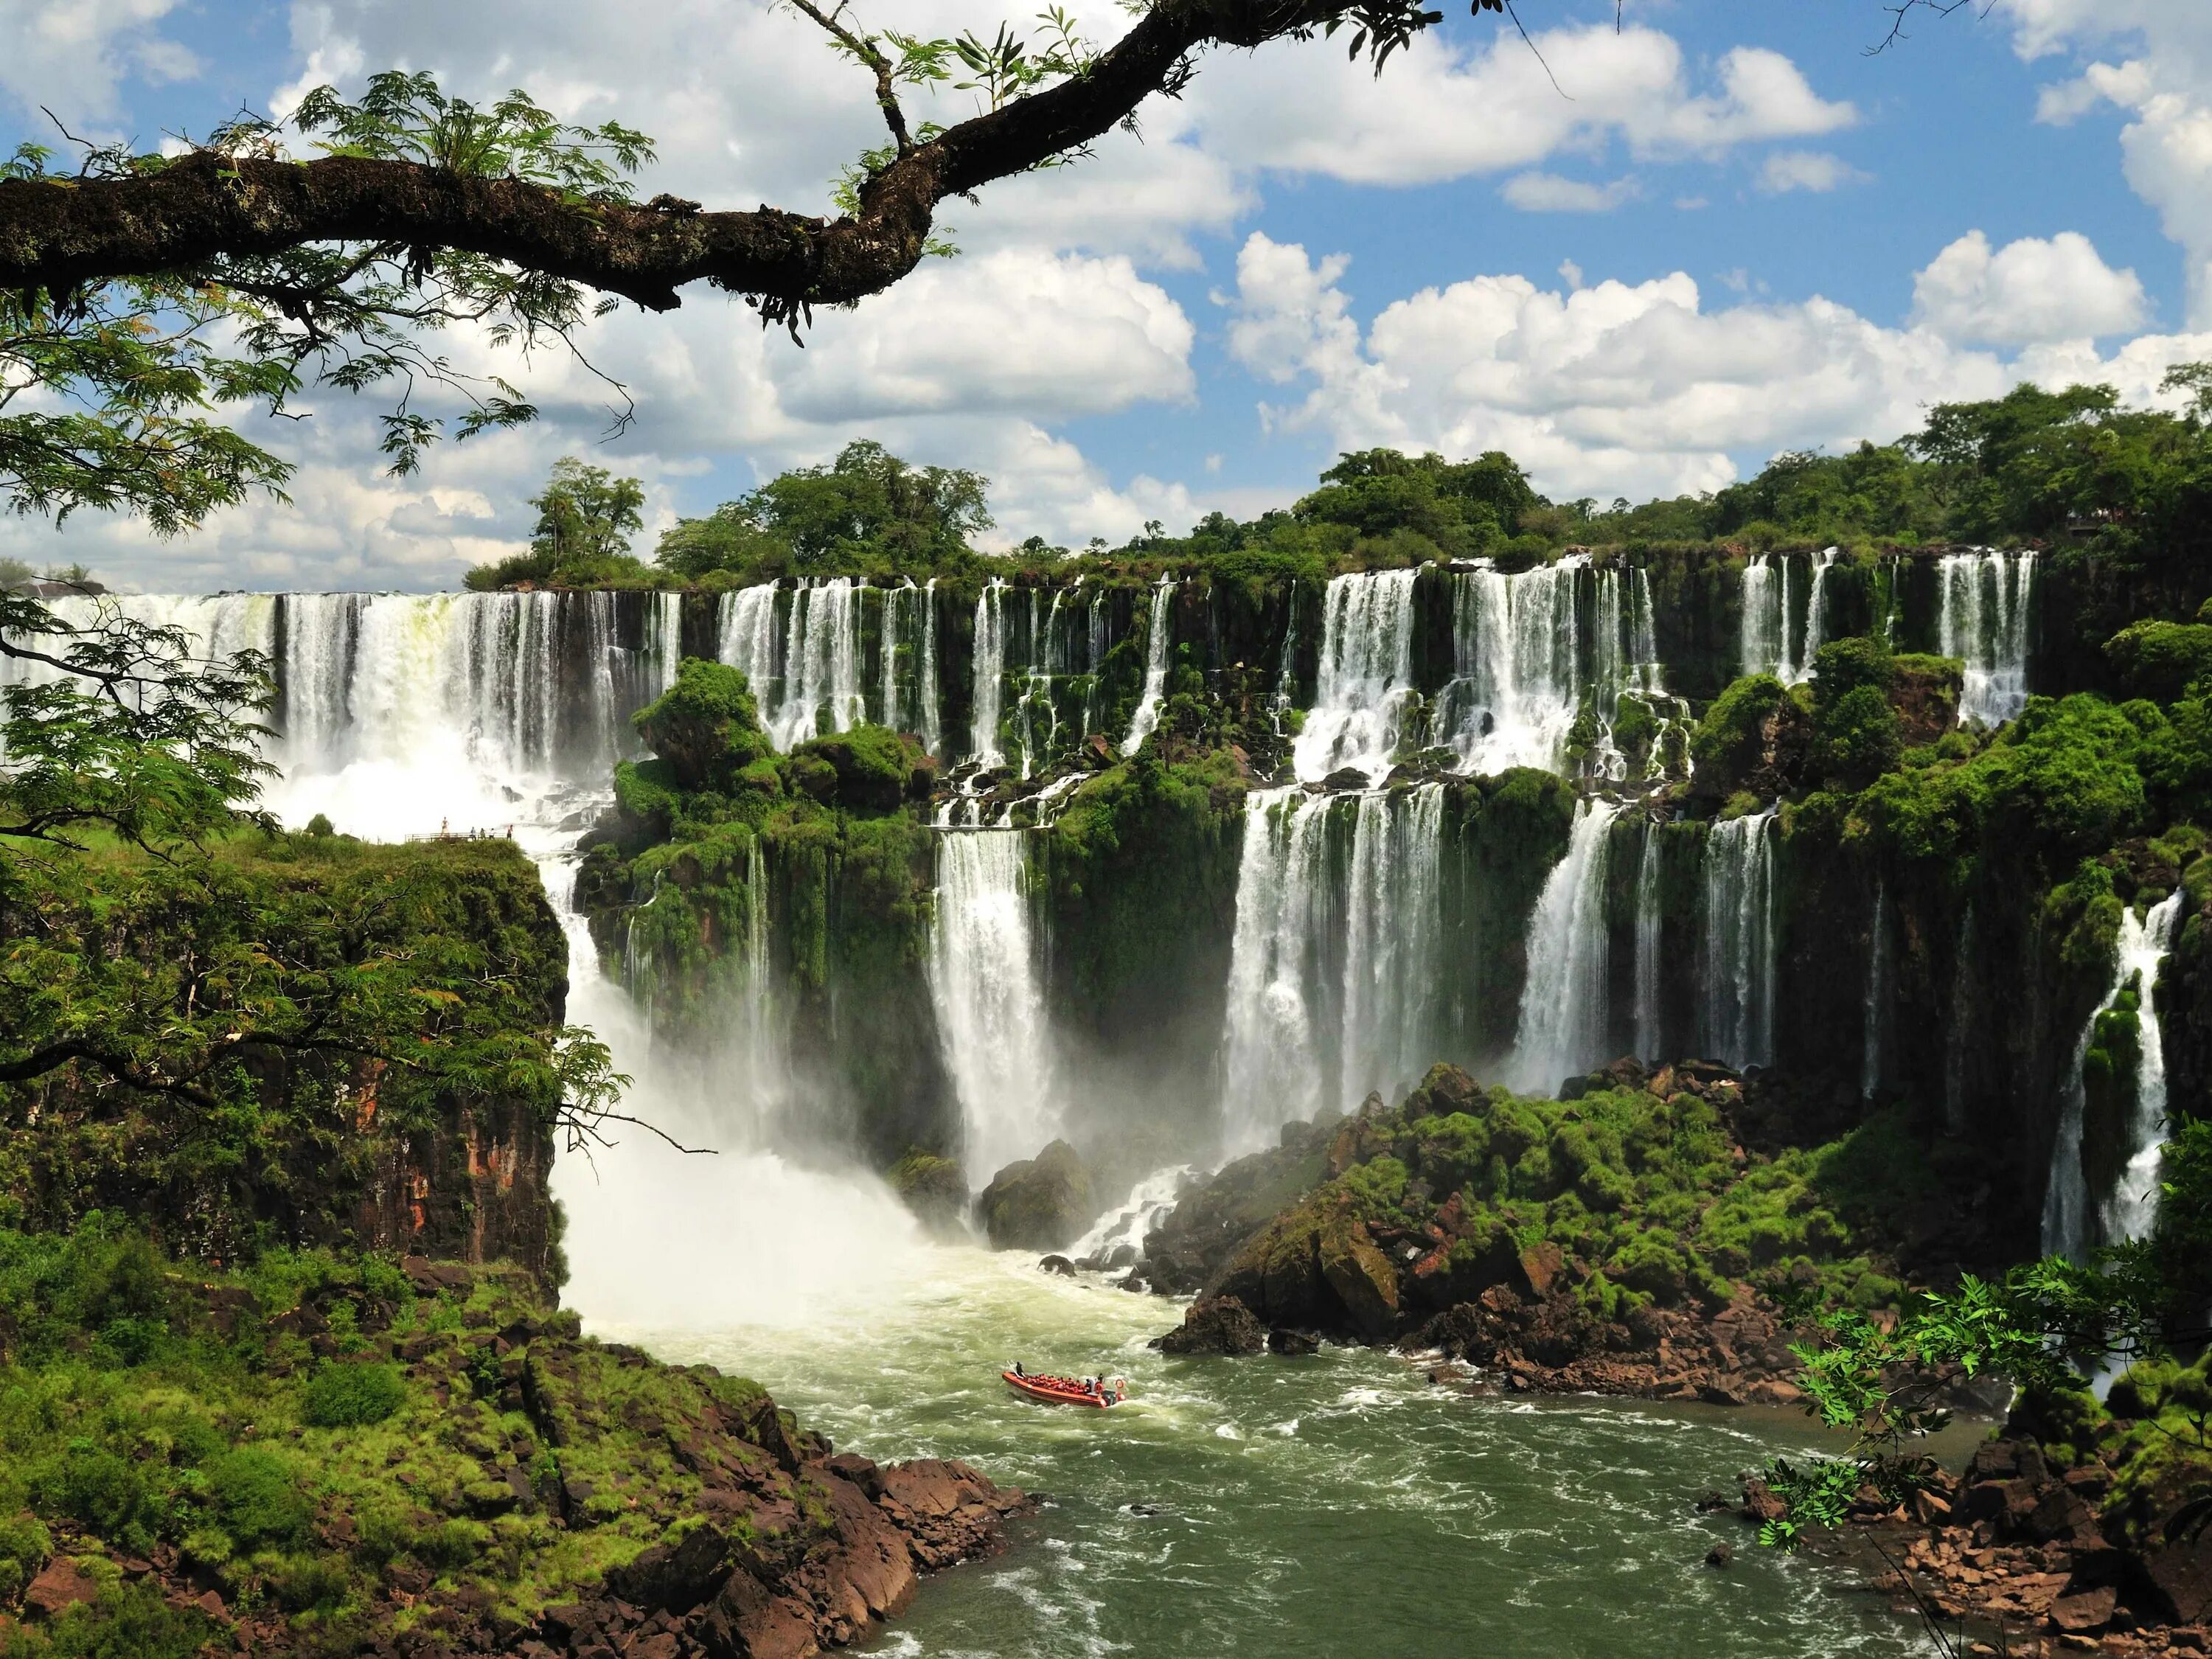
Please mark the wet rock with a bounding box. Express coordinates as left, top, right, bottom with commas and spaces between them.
1268, 1326, 1320, 1356
1155, 1294, 1267, 1355
2149, 1525, 2212, 1624
1705, 1542, 1734, 1568
1038, 1254, 1077, 1277
978, 1141, 1097, 1251
888, 1151, 970, 1234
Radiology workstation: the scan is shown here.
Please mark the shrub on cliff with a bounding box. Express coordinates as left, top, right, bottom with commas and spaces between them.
300, 1360, 407, 1428
1691, 673, 1804, 801
633, 658, 767, 790
2105, 619, 2212, 703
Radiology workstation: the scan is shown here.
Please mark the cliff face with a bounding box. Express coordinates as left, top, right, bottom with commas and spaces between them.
0, 838, 571, 1292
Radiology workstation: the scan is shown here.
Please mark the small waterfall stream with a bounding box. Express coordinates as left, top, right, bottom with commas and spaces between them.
2042, 891, 2185, 1257
1340, 785, 1447, 1112
1218, 788, 1335, 1151
1938, 550, 2037, 726
1512, 799, 1623, 1091
1739, 550, 1834, 686
1701, 810, 1778, 1070
1632, 819, 1665, 1062
928, 828, 1059, 1180
1862, 881, 1890, 1100
1121, 577, 1176, 755
970, 579, 1012, 768
1293, 571, 1420, 784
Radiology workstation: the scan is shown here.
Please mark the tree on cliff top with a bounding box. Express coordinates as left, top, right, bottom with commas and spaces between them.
465, 457, 650, 589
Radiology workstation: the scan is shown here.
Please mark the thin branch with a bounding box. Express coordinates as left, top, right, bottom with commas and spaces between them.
784, 0, 914, 153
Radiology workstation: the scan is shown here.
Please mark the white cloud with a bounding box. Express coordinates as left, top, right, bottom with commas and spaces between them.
1756, 150, 1869, 194
1193, 26, 1853, 189
1912, 229, 2146, 344
0, 0, 196, 124
1220, 229, 2210, 504
2002, 0, 2212, 323
1503, 172, 1638, 212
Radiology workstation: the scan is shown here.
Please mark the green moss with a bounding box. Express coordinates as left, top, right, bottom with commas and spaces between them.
633, 658, 768, 790
300, 1360, 406, 1428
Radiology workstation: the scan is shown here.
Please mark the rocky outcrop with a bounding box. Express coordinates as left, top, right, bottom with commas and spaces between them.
978, 1141, 1097, 1251
11, 1259, 1028, 1659
1755, 1438, 2212, 1654
1153, 1294, 1267, 1355
1416, 1286, 1808, 1405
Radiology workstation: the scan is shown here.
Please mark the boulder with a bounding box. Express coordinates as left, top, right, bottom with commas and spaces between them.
887, 1151, 969, 1234
978, 1141, 1097, 1251
23, 1559, 96, 1620
1268, 1326, 1321, 1356
1318, 1211, 1400, 1341
2048, 1585, 2117, 1633
1038, 1255, 1077, 1277
1155, 1295, 1267, 1356
2148, 1525, 2212, 1624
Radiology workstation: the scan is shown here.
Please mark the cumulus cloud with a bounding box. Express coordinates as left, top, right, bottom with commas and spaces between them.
1911, 229, 2146, 344
1756, 150, 1869, 194
0, 0, 196, 125
2003, 0, 2212, 323
1220, 229, 2209, 504
1192, 26, 1853, 188
1502, 172, 1639, 212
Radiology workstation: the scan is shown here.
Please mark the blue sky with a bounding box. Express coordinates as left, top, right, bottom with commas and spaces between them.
4, 0, 2208, 588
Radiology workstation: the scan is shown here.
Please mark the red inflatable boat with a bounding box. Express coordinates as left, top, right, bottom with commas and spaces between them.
1003, 1369, 1127, 1408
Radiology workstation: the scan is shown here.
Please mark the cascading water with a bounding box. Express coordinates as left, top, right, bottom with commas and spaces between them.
1632, 819, 1665, 1062
1121, 577, 1175, 755
1294, 570, 1419, 784
928, 828, 1059, 1180
1217, 785, 1446, 1151
1017, 587, 1068, 777
1739, 554, 1795, 684
1862, 881, 1890, 1101
970, 579, 1011, 768
773, 577, 866, 748
917, 577, 942, 756
1938, 549, 2037, 726
1339, 784, 1446, 1113
1217, 788, 1335, 1152
1082, 585, 1110, 739
1740, 552, 1832, 686
1438, 559, 1582, 775
1701, 810, 1778, 1070
1511, 799, 1622, 1091
1068, 1164, 1192, 1265
1803, 547, 1838, 669
2042, 890, 2185, 1258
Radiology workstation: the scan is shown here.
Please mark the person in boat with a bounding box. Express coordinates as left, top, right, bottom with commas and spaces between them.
1013, 1362, 1026, 1377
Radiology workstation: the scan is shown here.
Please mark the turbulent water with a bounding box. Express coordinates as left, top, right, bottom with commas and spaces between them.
577, 1248, 1924, 1659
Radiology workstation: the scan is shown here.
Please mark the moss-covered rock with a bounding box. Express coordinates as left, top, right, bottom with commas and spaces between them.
632, 657, 767, 789
976, 1141, 1096, 1251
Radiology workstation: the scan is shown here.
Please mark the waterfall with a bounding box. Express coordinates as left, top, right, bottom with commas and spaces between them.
1632, 819, 1664, 1062
929, 828, 1057, 1180
1082, 585, 1110, 738
772, 577, 865, 748
1862, 881, 1890, 1101
1700, 810, 1777, 1069
1803, 547, 1838, 669
970, 579, 1010, 768
1121, 576, 1175, 755
1293, 570, 1419, 784
1217, 784, 1447, 1151
1218, 788, 1335, 1152
1740, 552, 1823, 686
718, 583, 781, 719
1339, 784, 1446, 1112
1512, 799, 1623, 1092
1018, 587, 1068, 776
1938, 549, 2037, 726
1069, 1164, 1193, 1265
2044, 891, 2185, 1256
1739, 554, 1792, 682
917, 578, 942, 756
880, 582, 912, 737
1439, 559, 1582, 776
647, 591, 684, 698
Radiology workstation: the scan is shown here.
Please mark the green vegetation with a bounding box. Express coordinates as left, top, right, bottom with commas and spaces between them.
0, 1222, 820, 1653
1232, 1065, 1926, 1329
463, 457, 650, 591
